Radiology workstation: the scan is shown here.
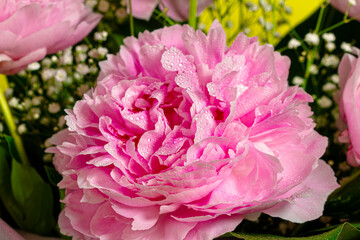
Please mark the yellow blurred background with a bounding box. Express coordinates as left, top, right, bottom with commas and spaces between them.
199, 0, 322, 45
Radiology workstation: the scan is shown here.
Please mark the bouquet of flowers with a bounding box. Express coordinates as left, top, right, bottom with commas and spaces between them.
1, 0, 360, 239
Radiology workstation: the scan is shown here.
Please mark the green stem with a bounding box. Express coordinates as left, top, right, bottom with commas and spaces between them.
0, 74, 29, 165
189, 0, 197, 29
128, 0, 134, 36
302, 3, 327, 90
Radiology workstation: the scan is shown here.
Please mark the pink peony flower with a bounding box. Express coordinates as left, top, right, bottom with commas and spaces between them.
129, 0, 213, 21
337, 48, 360, 166
0, 0, 101, 75
48, 21, 339, 240
331, 0, 360, 21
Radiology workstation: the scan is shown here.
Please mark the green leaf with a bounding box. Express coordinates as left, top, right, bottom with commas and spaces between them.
111, 33, 126, 47
44, 165, 62, 186
10, 159, 54, 235
228, 222, 360, 240
4, 134, 20, 161
0, 140, 24, 228
324, 170, 360, 218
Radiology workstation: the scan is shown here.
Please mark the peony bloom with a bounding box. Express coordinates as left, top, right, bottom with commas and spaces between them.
0, 0, 101, 75
337, 48, 360, 166
48, 21, 339, 240
330, 0, 360, 21
129, 0, 213, 21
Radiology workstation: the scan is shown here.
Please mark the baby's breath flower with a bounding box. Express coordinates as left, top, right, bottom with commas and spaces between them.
75, 44, 89, 53
317, 96, 332, 108
97, 47, 108, 56
51, 55, 58, 63
321, 55, 340, 68
58, 115, 66, 128
77, 84, 90, 96
55, 69, 67, 82
76, 53, 88, 63
341, 42, 353, 52
305, 33, 320, 45
322, 82, 337, 91
322, 33, 336, 42
284, 6, 292, 14
225, 20, 234, 28
48, 103, 61, 114
98, 0, 110, 12
76, 63, 90, 75
288, 38, 301, 49
41, 58, 52, 67
325, 42, 336, 52
309, 65, 319, 75
41, 68, 55, 81
197, 22, 206, 30
8, 97, 19, 108
17, 123, 27, 134
94, 31, 108, 42
349, 0, 356, 6
85, 0, 98, 8
292, 76, 304, 85
116, 8, 127, 20
32, 96, 43, 106
246, 1, 259, 11
30, 108, 41, 119
331, 74, 340, 84
27, 62, 41, 71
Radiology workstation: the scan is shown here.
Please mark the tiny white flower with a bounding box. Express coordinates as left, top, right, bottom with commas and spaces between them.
321, 55, 340, 68
349, 0, 356, 6
285, 6, 292, 14
75, 44, 89, 53
17, 124, 27, 134
76, 53, 88, 63
27, 62, 41, 71
58, 115, 66, 128
330, 74, 340, 84
309, 65, 319, 75
225, 20, 234, 28
55, 69, 67, 82
77, 84, 90, 96
94, 31, 108, 41
197, 22, 206, 30
246, 1, 259, 11
322, 33, 336, 42
51, 55, 58, 63
288, 38, 301, 49
60, 53, 73, 65
97, 47, 108, 57
292, 76, 304, 85
322, 82, 337, 91
258, 16, 265, 26
305, 33, 320, 45
76, 64, 90, 75
325, 42, 336, 52
48, 103, 61, 114
85, 0, 98, 8
30, 108, 41, 119
341, 42, 353, 52
32, 96, 43, 106
98, 0, 110, 12
41, 58, 52, 67
317, 96, 332, 108
41, 68, 55, 81
8, 97, 19, 107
